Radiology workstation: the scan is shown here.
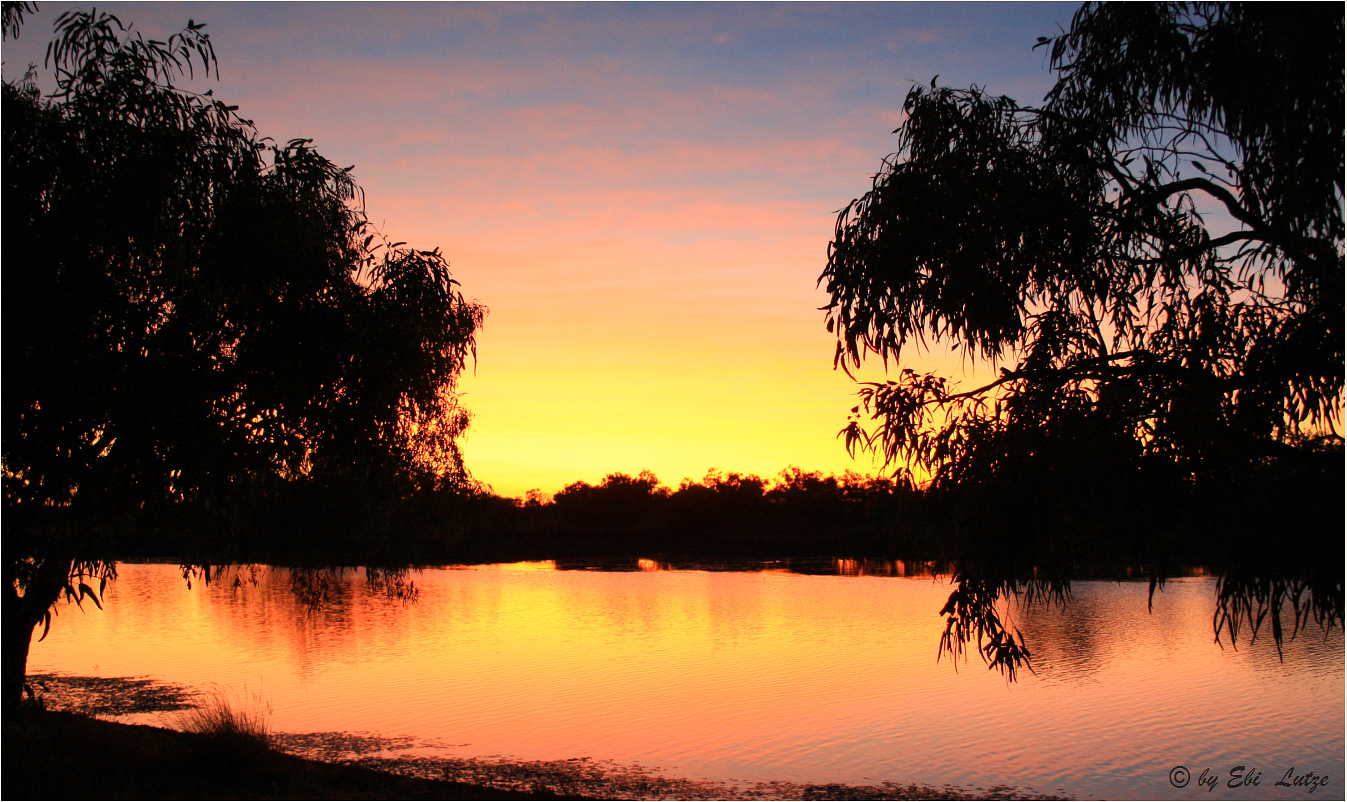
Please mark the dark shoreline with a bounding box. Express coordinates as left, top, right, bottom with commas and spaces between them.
3, 709, 576, 800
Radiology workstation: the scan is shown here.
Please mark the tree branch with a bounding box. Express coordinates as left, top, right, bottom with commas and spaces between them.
1130, 176, 1263, 231
935, 349, 1155, 404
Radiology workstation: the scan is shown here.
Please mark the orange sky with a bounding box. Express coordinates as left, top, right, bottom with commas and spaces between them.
3, 3, 1069, 497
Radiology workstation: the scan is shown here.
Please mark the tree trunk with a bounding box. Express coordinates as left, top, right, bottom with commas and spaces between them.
3, 558, 71, 717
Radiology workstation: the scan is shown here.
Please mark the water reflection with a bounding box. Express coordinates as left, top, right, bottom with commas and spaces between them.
238, 556, 1343, 683
566, 557, 1342, 681
567, 557, 945, 577
184, 556, 1342, 685
1013, 590, 1106, 682
28, 563, 1343, 799
831, 558, 941, 577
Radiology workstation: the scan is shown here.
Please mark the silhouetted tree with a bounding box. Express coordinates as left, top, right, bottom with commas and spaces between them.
2, 9, 485, 710
823, 2, 1341, 528
668, 470, 768, 538
821, 3, 1342, 674
551, 470, 670, 535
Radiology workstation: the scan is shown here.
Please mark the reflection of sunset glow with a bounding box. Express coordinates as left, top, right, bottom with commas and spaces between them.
477, 560, 557, 572
28, 564, 1343, 799
833, 558, 941, 577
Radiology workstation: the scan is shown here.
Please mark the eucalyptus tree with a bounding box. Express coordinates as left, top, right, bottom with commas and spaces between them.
820, 3, 1342, 672
3, 8, 485, 709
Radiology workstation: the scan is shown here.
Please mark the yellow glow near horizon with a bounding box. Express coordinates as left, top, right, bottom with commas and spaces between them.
444, 236, 992, 497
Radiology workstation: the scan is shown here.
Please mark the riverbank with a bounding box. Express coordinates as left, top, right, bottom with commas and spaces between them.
5, 706, 1072, 800
3, 709, 576, 800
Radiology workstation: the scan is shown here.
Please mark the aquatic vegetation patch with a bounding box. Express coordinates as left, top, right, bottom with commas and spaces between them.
25, 673, 197, 717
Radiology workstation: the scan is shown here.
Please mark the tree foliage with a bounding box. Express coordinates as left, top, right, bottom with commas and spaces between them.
821, 3, 1342, 509
820, 1, 1343, 678
2, 9, 485, 709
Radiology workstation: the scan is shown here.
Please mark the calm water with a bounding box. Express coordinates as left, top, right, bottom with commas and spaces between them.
29, 561, 1344, 799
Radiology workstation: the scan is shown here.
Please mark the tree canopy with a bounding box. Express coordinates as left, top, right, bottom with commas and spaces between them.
822, 2, 1342, 515
820, 2, 1342, 674
2, 8, 485, 708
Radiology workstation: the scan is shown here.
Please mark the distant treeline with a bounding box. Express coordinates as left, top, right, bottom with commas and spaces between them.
117, 467, 929, 566
116, 441, 1344, 586
497, 468, 935, 561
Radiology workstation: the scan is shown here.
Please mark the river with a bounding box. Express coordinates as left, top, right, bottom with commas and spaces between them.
27, 561, 1344, 799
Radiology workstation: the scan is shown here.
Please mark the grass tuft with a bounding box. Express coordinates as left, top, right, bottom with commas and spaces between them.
171, 686, 272, 749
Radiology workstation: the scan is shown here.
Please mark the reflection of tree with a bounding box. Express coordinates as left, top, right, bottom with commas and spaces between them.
286, 567, 420, 609
189, 563, 418, 617
1007, 585, 1107, 682
181, 565, 424, 685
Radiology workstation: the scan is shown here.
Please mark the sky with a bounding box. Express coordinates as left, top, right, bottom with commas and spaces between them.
2, 2, 1076, 498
